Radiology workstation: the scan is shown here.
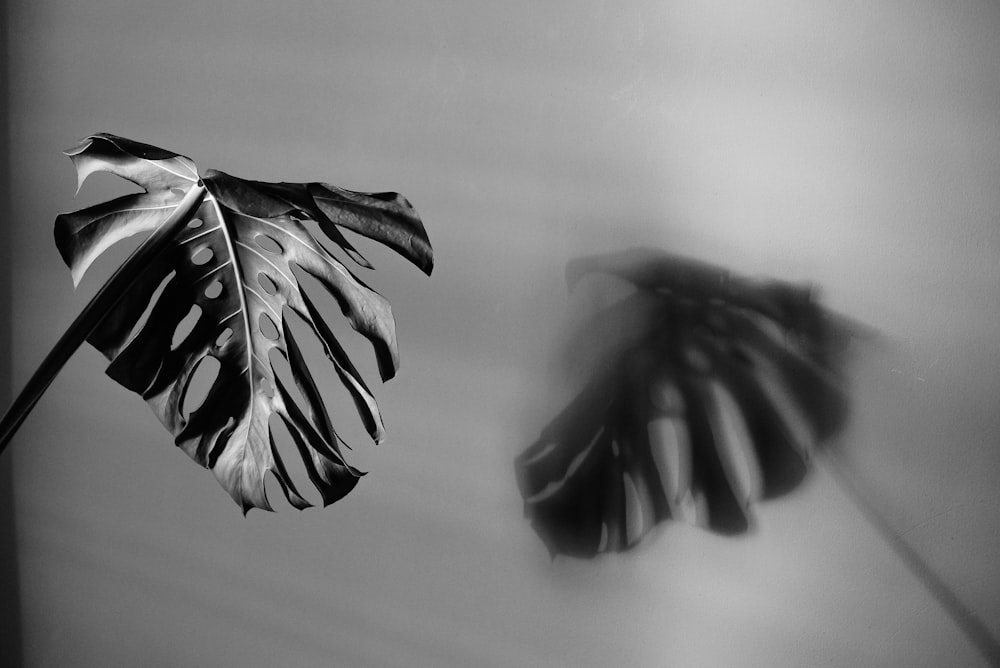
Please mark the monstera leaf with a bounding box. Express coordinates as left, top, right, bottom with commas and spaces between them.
4, 133, 432, 512
515, 249, 852, 557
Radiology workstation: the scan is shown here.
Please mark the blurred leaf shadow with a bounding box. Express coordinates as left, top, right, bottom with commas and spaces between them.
514, 247, 869, 558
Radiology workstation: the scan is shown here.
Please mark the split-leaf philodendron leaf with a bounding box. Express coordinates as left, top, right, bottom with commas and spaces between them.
55, 133, 433, 513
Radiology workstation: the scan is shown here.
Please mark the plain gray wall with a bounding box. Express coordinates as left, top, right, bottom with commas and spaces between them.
6, 1, 1000, 666
1, 1, 25, 665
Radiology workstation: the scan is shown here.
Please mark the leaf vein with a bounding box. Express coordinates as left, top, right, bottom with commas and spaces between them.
244, 286, 281, 319
178, 225, 224, 245
194, 260, 232, 283
139, 156, 198, 183
234, 240, 295, 286
77, 204, 175, 233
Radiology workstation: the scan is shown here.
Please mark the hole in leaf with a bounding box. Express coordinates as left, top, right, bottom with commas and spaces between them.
649, 417, 681, 503
204, 280, 223, 299
182, 355, 220, 417
255, 234, 282, 254
192, 246, 213, 266
259, 312, 280, 340
258, 273, 278, 296
623, 473, 645, 544
187, 218, 203, 229
269, 344, 294, 396
172, 305, 202, 350
710, 382, 758, 502
216, 327, 233, 349
119, 271, 175, 350
207, 416, 236, 469
670, 421, 696, 523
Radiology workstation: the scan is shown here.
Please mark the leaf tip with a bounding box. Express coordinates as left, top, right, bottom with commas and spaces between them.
317, 470, 365, 508
240, 494, 277, 516
377, 356, 398, 383
346, 247, 374, 270
418, 252, 434, 276
68, 265, 88, 289
289, 498, 313, 511
62, 135, 95, 158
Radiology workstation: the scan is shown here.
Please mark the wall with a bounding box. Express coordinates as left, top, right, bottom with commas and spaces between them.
1, 1, 25, 664
6, 1, 1000, 666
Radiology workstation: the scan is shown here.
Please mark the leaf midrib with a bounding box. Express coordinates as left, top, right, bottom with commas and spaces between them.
206, 194, 259, 467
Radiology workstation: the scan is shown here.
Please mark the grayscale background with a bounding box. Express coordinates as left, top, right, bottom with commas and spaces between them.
3, 1, 999, 666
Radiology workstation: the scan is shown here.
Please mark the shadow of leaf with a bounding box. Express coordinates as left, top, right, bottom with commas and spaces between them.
515, 248, 862, 558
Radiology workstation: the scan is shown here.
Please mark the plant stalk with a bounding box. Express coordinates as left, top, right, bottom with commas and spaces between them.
821, 451, 1000, 666
0, 183, 207, 456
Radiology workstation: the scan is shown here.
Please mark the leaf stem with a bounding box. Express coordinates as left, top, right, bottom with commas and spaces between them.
821, 451, 1000, 666
0, 183, 207, 456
